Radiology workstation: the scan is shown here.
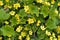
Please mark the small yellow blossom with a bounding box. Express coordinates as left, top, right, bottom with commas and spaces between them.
54, 9, 58, 14
17, 19, 20, 24
58, 35, 60, 40
15, 14, 20, 24
5, 0, 9, 2
37, 23, 40, 26
4, 5, 12, 9
36, 0, 43, 3
40, 25, 46, 30
59, 14, 60, 18
52, 32, 55, 37
29, 30, 33, 35
24, 27, 29, 31
0, 37, 2, 40
27, 18, 34, 24
15, 14, 20, 19
16, 26, 23, 32
56, 26, 60, 33
50, 36, 53, 40
37, 20, 41, 26
51, 0, 55, 4
18, 35, 22, 40
44, 2, 50, 6
46, 30, 51, 36
54, 38, 57, 40
8, 5, 12, 9
38, 8, 40, 10
0, 1, 3, 6
21, 31, 26, 37
8, 38, 11, 40
14, 3, 20, 9
5, 21, 9, 24
9, 11, 15, 16
58, 2, 60, 6
24, 5, 30, 14
7, 35, 11, 37
37, 20, 41, 23
26, 35, 30, 40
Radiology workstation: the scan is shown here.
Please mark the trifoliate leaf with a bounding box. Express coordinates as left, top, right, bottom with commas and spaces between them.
10, 17, 18, 26
40, 6, 49, 17
46, 19, 57, 29
1, 25, 15, 36
0, 9, 10, 20
29, 4, 39, 17
18, 9, 27, 17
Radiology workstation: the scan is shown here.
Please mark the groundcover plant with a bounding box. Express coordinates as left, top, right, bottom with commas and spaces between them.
0, 0, 60, 40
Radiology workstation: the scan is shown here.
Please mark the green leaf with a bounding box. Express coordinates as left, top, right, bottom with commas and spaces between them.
46, 19, 57, 29
29, 4, 39, 17
20, 18, 26, 24
0, 30, 2, 35
0, 9, 10, 20
1, 25, 15, 36
10, 17, 18, 26
22, 0, 34, 4
18, 9, 27, 17
49, 7, 57, 19
40, 6, 49, 17
37, 28, 46, 39
44, 36, 49, 40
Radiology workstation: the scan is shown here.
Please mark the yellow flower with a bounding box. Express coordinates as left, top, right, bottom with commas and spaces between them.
0, 1, 3, 6
8, 38, 11, 40
43, 2, 50, 6
46, 30, 51, 36
18, 35, 22, 40
26, 35, 30, 40
27, 18, 34, 24
36, 0, 43, 3
38, 8, 40, 10
24, 26, 29, 31
54, 38, 57, 40
56, 26, 60, 33
4, 5, 12, 9
58, 35, 60, 40
15, 14, 20, 24
9, 11, 15, 16
29, 30, 33, 35
17, 19, 20, 24
5, 21, 9, 24
0, 37, 2, 40
8, 5, 12, 9
54, 9, 58, 14
37, 20, 41, 26
24, 5, 30, 14
59, 14, 60, 18
51, 0, 55, 4
7, 35, 11, 37
21, 32, 26, 37
37, 23, 40, 26
52, 32, 55, 37
58, 2, 60, 6
16, 26, 23, 32
50, 36, 53, 40
5, 0, 9, 2
40, 25, 46, 30
14, 3, 20, 9
37, 20, 41, 23
15, 14, 20, 19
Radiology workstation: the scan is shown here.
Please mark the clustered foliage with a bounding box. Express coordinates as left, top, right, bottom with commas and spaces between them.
0, 0, 60, 40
